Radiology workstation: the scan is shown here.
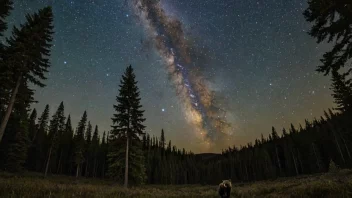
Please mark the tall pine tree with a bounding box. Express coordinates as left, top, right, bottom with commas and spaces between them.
330, 71, 352, 112
160, 129, 165, 149
1, 81, 34, 172
44, 102, 65, 177
0, 0, 12, 36
0, 0, 13, 113
90, 125, 100, 177
28, 109, 37, 142
303, 0, 352, 76
28, 105, 49, 171
84, 121, 92, 176
57, 115, 74, 174
108, 65, 146, 187
0, 6, 54, 142
74, 111, 87, 178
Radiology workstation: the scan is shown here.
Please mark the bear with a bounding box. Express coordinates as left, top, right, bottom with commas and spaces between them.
218, 179, 232, 198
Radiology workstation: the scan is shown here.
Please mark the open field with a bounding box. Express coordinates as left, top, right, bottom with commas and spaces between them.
0, 170, 352, 198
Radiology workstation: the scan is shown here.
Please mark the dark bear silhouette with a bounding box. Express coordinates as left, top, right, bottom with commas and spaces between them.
218, 179, 232, 198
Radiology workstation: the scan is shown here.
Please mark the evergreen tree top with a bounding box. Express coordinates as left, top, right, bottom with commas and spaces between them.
76, 111, 87, 136
65, 115, 72, 131
0, 0, 13, 36
330, 71, 352, 112
86, 121, 92, 142
303, 1, 352, 75
4, 6, 54, 87
111, 65, 146, 139
38, 104, 50, 131
29, 108, 37, 121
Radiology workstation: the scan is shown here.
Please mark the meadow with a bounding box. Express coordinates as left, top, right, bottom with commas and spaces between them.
0, 169, 351, 198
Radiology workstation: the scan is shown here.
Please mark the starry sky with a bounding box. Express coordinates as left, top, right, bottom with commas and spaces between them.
6, 0, 334, 153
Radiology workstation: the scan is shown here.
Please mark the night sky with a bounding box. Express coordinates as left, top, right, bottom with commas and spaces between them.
7, 0, 334, 153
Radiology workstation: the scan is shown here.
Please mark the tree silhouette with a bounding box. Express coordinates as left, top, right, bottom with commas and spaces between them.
108, 65, 146, 187
0, 6, 54, 142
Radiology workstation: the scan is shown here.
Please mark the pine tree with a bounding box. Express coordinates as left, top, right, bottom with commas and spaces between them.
167, 140, 172, 153
85, 121, 92, 143
90, 125, 99, 177
303, 0, 352, 76
28, 109, 37, 142
289, 124, 297, 134
0, 0, 13, 104
261, 134, 266, 143
146, 134, 150, 149
84, 121, 92, 176
108, 65, 146, 187
28, 105, 49, 171
330, 71, 352, 112
44, 102, 65, 177
142, 134, 147, 149
100, 131, 107, 178
0, 0, 12, 36
271, 127, 279, 140
3, 109, 29, 172
282, 128, 288, 137
74, 111, 87, 178
1, 81, 34, 172
160, 129, 165, 149
57, 114, 73, 174
26, 108, 37, 169
0, 6, 54, 142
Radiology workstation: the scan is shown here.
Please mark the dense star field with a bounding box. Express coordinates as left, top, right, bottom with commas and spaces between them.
5, 0, 334, 152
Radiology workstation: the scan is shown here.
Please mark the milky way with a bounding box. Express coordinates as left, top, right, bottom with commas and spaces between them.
15, 0, 335, 153
131, 0, 233, 147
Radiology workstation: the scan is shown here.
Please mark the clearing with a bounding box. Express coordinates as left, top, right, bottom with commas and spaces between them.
0, 170, 351, 197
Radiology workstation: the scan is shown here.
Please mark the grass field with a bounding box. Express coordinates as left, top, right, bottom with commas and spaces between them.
0, 170, 352, 197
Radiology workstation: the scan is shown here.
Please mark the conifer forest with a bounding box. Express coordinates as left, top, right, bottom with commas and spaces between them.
0, 0, 352, 197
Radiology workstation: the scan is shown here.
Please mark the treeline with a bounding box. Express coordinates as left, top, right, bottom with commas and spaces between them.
143, 109, 352, 185
0, 100, 197, 183
1, 100, 352, 185
0, 104, 106, 176
216, 109, 352, 183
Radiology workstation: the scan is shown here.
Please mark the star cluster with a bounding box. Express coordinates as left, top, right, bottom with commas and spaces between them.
7, 0, 333, 152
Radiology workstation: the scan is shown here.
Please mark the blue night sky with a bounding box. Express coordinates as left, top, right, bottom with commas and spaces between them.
6, 0, 333, 152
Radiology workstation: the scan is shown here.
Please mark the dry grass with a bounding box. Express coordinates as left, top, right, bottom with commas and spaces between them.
0, 170, 351, 197
232, 169, 352, 198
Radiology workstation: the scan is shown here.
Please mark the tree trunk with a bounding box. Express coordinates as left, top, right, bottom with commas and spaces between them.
124, 136, 129, 188
85, 159, 89, 177
102, 160, 105, 178
44, 146, 52, 177
275, 146, 282, 175
328, 123, 346, 164
76, 164, 80, 178
56, 150, 63, 174
333, 130, 346, 164
0, 75, 22, 142
341, 136, 351, 159
32, 130, 38, 142
244, 162, 249, 181
312, 143, 322, 171
297, 150, 304, 174
93, 157, 97, 178
291, 150, 299, 175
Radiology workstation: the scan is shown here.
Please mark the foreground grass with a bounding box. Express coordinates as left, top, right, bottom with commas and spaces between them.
0, 170, 352, 197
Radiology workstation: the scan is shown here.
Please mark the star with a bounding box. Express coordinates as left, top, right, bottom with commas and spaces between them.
162, 108, 165, 112
64, 61, 67, 64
